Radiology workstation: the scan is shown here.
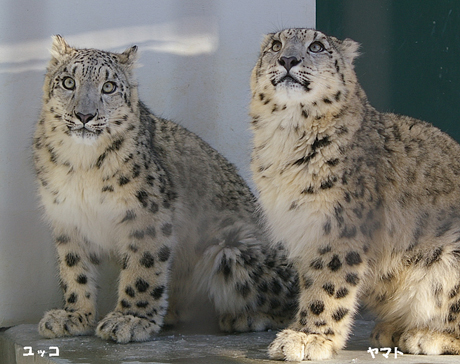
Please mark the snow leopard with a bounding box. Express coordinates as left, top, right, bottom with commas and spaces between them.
250, 28, 460, 360
33, 35, 298, 343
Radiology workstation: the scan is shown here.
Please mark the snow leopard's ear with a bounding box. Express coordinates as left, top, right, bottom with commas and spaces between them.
48, 35, 75, 70
330, 36, 360, 66
260, 33, 276, 53
50, 35, 75, 59
117, 45, 139, 69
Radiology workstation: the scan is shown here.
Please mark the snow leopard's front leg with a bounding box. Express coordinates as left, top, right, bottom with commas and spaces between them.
268, 244, 368, 361
96, 211, 175, 343
39, 229, 99, 338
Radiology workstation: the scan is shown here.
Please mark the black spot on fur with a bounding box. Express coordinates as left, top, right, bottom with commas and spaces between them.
326, 158, 339, 167
449, 300, 460, 314
323, 220, 332, 236
320, 176, 337, 189
158, 246, 171, 262
149, 201, 159, 214
453, 249, 460, 259
146, 175, 155, 186
303, 276, 314, 289
102, 185, 114, 192
335, 287, 349, 299
301, 186, 315, 194
327, 255, 342, 272
310, 301, 325, 315
56, 235, 71, 244
271, 279, 283, 295
131, 230, 145, 239
47, 146, 58, 164
65, 253, 80, 267
161, 223, 172, 237
121, 254, 129, 270
313, 136, 331, 151
118, 176, 131, 186
299, 310, 308, 326
95, 152, 106, 168
289, 201, 298, 211
67, 293, 77, 304
109, 137, 124, 151
352, 207, 363, 219
340, 226, 357, 239
319, 245, 332, 255
136, 190, 149, 208
125, 286, 135, 298
89, 253, 100, 265
322, 283, 335, 296
120, 210, 136, 223
140, 252, 155, 268
136, 301, 149, 308
334, 91, 341, 102
218, 255, 232, 279
76, 274, 87, 284
332, 307, 349, 322
132, 164, 141, 179
121, 300, 131, 308
345, 273, 360, 286
310, 258, 324, 270
449, 284, 460, 299
345, 251, 362, 266
236, 282, 251, 298
135, 278, 150, 293
426, 247, 443, 267
151, 286, 165, 300
293, 154, 315, 167
447, 313, 457, 322
145, 225, 156, 237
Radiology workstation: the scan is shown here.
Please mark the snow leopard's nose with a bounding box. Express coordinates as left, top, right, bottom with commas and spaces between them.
278, 56, 301, 72
75, 112, 96, 125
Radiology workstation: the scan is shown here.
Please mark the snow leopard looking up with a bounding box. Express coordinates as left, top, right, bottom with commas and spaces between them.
250, 28, 460, 360
33, 35, 298, 343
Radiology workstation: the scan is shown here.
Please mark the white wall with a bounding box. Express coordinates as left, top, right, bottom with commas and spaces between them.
0, 0, 315, 327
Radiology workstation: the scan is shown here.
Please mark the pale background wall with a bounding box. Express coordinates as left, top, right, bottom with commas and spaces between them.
0, 0, 315, 327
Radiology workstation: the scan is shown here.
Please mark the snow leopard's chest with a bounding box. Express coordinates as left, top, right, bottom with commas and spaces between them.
40, 167, 135, 251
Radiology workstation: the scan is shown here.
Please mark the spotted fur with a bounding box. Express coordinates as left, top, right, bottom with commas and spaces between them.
250, 28, 460, 360
34, 36, 298, 343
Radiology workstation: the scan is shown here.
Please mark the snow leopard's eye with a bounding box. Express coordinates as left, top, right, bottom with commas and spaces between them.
102, 81, 117, 94
271, 40, 282, 52
308, 41, 325, 53
62, 77, 75, 90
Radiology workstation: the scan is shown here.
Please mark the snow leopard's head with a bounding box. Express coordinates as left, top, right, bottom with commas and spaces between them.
43, 35, 139, 144
251, 29, 360, 109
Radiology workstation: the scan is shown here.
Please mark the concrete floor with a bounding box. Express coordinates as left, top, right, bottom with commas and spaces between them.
1, 313, 459, 364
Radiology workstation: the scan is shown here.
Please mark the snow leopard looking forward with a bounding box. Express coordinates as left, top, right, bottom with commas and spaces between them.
33, 36, 298, 343
250, 28, 460, 360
